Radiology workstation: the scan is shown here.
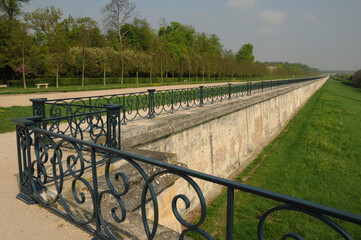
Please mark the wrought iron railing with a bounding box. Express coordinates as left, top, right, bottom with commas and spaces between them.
30, 77, 323, 125
12, 115, 361, 240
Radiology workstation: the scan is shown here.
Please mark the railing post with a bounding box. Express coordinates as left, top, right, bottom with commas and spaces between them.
147, 89, 156, 119
261, 81, 264, 92
199, 86, 204, 107
30, 98, 47, 129
226, 186, 234, 240
90, 147, 101, 237
228, 84, 232, 100
247, 82, 252, 96
105, 104, 122, 150
270, 80, 273, 90
122, 94, 127, 125
12, 117, 41, 205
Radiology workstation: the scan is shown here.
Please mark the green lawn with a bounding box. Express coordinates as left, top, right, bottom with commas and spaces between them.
189, 79, 361, 239
0, 75, 312, 95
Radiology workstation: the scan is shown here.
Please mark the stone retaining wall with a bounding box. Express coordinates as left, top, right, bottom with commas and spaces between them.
121, 76, 328, 232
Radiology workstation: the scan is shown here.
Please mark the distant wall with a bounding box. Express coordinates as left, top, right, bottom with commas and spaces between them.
122, 76, 328, 232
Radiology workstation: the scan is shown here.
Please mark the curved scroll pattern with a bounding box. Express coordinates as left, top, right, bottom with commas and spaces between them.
142, 170, 212, 240
257, 204, 354, 240
29, 134, 96, 224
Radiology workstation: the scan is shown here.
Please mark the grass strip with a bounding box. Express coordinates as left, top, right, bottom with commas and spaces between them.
188, 79, 361, 239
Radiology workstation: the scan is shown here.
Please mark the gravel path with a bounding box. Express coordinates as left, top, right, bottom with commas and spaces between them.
1, 83, 234, 239
0, 82, 234, 107
0, 131, 91, 240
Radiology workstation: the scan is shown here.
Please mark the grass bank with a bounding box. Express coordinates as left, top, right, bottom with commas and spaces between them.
189, 79, 361, 239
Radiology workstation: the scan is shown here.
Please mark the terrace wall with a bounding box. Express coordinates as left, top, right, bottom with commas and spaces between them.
121, 76, 328, 232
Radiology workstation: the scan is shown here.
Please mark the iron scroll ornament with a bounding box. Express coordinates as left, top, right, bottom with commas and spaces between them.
257, 204, 354, 240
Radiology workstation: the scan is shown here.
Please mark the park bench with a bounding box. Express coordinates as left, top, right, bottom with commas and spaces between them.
35, 83, 49, 88
183, 79, 188, 82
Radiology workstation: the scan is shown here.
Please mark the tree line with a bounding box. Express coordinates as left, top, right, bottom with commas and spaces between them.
0, 0, 319, 89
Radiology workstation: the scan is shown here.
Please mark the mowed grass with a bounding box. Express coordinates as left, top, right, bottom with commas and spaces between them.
188, 79, 361, 239
0, 106, 33, 133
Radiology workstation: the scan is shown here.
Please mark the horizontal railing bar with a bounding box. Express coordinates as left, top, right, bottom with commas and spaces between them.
43, 110, 106, 122
29, 125, 361, 226
46, 91, 148, 102
44, 102, 107, 108
44, 77, 321, 103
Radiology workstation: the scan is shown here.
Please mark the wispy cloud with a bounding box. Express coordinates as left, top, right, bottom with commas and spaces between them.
305, 12, 316, 22
258, 10, 286, 35
258, 10, 286, 25
227, 0, 258, 9
258, 26, 280, 35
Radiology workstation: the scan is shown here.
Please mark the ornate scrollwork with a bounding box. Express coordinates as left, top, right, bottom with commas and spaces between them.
257, 204, 353, 240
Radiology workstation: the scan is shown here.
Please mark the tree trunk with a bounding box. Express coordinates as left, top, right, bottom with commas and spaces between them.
181, 61, 183, 82
160, 62, 163, 83
103, 65, 106, 86
22, 65, 26, 89
150, 64, 152, 84
82, 49, 85, 87
121, 53, 124, 85
136, 71, 139, 84
56, 68, 59, 88
22, 52, 26, 89
165, 55, 168, 79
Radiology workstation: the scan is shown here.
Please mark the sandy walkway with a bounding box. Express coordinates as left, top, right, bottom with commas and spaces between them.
0, 131, 91, 240
0, 83, 236, 239
0, 82, 234, 107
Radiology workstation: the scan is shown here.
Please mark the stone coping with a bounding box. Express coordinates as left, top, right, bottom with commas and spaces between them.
122, 78, 327, 148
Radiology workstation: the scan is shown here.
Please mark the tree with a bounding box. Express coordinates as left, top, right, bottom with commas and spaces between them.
128, 50, 149, 84
24, 6, 62, 38
353, 69, 361, 87
102, 0, 136, 84
96, 46, 116, 85
46, 32, 69, 87
7, 22, 34, 89
0, 0, 29, 20
72, 17, 103, 86
236, 43, 255, 62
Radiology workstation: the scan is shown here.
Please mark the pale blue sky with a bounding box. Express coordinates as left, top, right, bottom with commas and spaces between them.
23, 0, 361, 71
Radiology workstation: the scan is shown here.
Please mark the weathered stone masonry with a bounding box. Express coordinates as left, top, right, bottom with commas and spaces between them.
122, 76, 328, 232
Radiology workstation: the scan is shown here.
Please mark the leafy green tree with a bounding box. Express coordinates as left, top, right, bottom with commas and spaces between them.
0, 0, 29, 20
7, 21, 35, 89
46, 32, 69, 87
102, 0, 136, 84
96, 46, 116, 85
72, 17, 103, 86
353, 69, 361, 87
236, 43, 255, 62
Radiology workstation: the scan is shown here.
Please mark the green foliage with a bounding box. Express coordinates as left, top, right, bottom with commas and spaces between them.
236, 43, 254, 62
189, 79, 361, 239
0, 0, 29, 20
0, 2, 319, 87
352, 69, 361, 87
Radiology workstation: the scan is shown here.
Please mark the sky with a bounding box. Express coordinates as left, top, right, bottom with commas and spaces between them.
22, 0, 361, 71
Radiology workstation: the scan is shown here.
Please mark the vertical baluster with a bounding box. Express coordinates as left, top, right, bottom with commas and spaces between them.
91, 147, 101, 236
105, 104, 122, 149
226, 186, 234, 240
199, 86, 204, 107
228, 84, 232, 100
122, 94, 127, 125
30, 98, 47, 129
147, 89, 156, 119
